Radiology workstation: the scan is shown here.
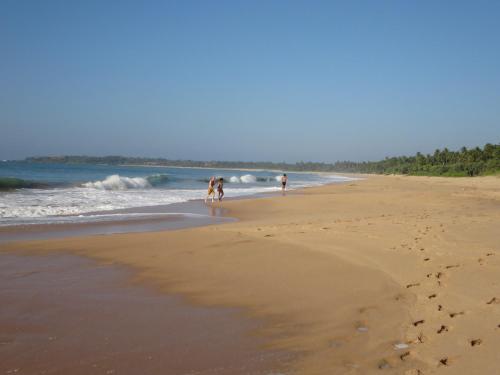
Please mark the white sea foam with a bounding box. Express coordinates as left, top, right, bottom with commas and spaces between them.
240, 174, 257, 183
0, 173, 358, 225
82, 174, 151, 190
228, 174, 257, 183
229, 176, 241, 183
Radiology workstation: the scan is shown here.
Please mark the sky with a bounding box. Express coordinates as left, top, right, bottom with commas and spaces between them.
1, 1, 499, 162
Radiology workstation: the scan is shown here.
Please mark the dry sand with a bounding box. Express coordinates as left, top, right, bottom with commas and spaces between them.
1, 175, 499, 374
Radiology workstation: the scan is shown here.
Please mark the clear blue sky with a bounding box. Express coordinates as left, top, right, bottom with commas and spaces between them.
1, 1, 499, 162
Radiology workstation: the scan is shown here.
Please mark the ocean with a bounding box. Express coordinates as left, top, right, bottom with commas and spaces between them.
0, 161, 353, 226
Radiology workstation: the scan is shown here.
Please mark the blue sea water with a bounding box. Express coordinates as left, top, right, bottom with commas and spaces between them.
0, 161, 353, 226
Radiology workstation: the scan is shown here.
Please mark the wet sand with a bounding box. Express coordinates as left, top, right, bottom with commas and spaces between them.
1, 175, 499, 374
0, 200, 233, 243
0, 253, 289, 375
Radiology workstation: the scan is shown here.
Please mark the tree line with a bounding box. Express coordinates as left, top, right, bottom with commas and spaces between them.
332, 143, 500, 176
25, 143, 500, 177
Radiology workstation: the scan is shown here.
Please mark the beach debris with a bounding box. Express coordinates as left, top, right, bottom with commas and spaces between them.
470, 339, 482, 347
394, 343, 409, 350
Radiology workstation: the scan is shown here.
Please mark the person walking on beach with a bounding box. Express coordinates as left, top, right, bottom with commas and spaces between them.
281, 173, 288, 191
205, 176, 216, 203
217, 177, 224, 201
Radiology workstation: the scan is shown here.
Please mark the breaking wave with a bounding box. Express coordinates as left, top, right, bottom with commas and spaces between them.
82, 174, 169, 190
228, 174, 281, 183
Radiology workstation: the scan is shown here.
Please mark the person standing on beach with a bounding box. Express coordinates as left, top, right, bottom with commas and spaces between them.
217, 177, 224, 201
281, 174, 288, 191
205, 176, 216, 203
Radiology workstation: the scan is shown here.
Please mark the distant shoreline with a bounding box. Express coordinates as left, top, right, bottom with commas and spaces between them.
13, 143, 500, 177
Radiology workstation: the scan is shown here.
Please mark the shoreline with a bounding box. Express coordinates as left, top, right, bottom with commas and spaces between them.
0, 175, 355, 243
1, 175, 499, 373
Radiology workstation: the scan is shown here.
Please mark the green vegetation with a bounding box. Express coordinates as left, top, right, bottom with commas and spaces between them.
25, 143, 500, 177
332, 143, 500, 176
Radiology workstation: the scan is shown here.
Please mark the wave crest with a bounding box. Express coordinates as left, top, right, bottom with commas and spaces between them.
228, 174, 258, 183
82, 175, 151, 190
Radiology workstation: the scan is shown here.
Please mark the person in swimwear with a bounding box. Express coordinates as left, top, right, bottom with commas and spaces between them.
205, 176, 216, 203
281, 173, 288, 191
217, 177, 224, 201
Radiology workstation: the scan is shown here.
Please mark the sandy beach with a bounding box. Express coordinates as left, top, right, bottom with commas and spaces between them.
1, 175, 499, 374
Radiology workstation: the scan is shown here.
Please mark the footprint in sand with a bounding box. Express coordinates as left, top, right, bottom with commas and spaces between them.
428, 293, 437, 299
264, 234, 274, 238
435, 272, 443, 279
445, 264, 460, 269
437, 325, 449, 334
399, 351, 411, 361
486, 252, 495, 257
486, 297, 500, 305
423, 257, 430, 262
394, 293, 407, 301
438, 304, 443, 311
417, 332, 426, 343
449, 311, 465, 318
406, 283, 420, 289
377, 359, 391, 369
439, 358, 449, 366
413, 319, 425, 327
470, 339, 482, 347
